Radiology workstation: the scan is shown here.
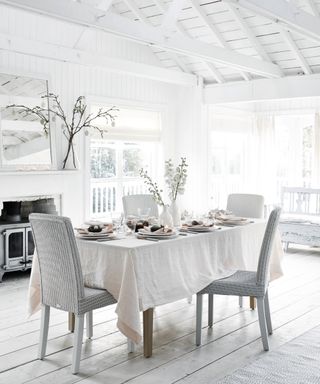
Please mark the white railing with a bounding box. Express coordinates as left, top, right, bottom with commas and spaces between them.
208, 176, 313, 210
90, 178, 148, 218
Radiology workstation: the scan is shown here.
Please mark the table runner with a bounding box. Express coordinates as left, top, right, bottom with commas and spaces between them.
27, 220, 283, 344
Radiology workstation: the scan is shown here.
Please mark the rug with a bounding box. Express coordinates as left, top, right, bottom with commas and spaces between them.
217, 325, 320, 383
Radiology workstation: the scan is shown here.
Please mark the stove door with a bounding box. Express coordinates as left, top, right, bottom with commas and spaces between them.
25, 227, 34, 264
4, 228, 25, 269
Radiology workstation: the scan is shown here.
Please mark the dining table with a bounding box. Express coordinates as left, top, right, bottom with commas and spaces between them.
27, 219, 284, 358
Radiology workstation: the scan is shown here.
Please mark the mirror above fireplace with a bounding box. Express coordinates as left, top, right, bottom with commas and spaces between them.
0, 72, 55, 171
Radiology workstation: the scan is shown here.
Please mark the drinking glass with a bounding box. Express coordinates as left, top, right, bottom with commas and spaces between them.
112, 213, 124, 235
137, 207, 151, 220
125, 216, 137, 235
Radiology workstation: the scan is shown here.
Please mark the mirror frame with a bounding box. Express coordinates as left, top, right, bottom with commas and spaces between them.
0, 68, 57, 172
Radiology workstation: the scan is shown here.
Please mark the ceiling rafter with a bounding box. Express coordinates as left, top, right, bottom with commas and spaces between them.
160, 0, 185, 34
204, 72, 320, 103
225, 0, 320, 44
73, 0, 113, 48
96, 0, 113, 12
175, 21, 225, 83
225, 3, 271, 62
204, 62, 225, 83
224, 0, 311, 76
280, 28, 312, 75
0, 32, 197, 86
190, 0, 227, 48
0, 0, 282, 78
153, 0, 165, 13
124, 0, 192, 74
305, 0, 320, 18
190, 0, 251, 81
170, 52, 192, 73
123, 0, 145, 22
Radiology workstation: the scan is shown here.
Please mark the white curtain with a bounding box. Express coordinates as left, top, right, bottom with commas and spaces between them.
252, 114, 278, 204
314, 112, 320, 185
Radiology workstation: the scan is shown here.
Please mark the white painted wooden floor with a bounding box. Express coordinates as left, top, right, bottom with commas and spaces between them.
1, 245, 320, 384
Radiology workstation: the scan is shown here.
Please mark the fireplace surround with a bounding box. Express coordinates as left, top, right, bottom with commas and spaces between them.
0, 195, 61, 282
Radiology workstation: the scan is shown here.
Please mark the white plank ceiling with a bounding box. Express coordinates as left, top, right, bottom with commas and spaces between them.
99, 0, 320, 84
2, 0, 320, 86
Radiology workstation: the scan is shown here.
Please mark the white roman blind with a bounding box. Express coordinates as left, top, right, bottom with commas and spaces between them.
90, 104, 162, 141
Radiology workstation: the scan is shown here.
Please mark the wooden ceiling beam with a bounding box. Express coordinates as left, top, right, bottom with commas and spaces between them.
0, 33, 197, 86
0, 0, 282, 78
226, 0, 320, 43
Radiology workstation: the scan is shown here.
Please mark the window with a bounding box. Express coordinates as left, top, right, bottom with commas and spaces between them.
207, 110, 317, 209
89, 104, 161, 218
207, 112, 252, 209
274, 115, 315, 192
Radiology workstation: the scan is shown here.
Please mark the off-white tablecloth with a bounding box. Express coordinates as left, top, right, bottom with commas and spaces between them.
27, 220, 283, 344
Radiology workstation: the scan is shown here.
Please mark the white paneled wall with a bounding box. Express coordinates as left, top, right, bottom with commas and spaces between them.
174, 82, 208, 214
0, 5, 197, 224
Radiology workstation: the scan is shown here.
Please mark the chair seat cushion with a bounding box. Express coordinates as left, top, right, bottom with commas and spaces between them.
198, 270, 266, 298
77, 287, 117, 315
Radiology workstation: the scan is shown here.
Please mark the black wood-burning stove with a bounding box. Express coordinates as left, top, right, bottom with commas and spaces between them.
0, 197, 58, 282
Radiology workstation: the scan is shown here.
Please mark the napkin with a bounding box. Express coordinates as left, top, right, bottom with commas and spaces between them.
215, 214, 250, 226
182, 220, 214, 228
215, 214, 247, 222
75, 223, 113, 235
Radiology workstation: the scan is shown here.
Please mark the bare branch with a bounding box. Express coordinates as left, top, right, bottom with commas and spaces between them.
6, 93, 118, 169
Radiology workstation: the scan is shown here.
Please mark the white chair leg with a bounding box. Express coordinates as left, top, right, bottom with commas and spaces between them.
264, 291, 273, 335
208, 294, 214, 328
72, 314, 84, 375
38, 304, 50, 360
86, 311, 93, 339
196, 293, 203, 346
187, 296, 193, 304
127, 339, 136, 353
257, 297, 269, 351
239, 296, 243, 308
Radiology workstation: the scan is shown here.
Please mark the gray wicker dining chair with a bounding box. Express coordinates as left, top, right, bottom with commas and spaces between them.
226, 193, 265, 308
195, 207, 281, 351
29, 213, 117, 374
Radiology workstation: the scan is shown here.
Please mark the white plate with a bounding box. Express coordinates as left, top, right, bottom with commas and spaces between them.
182, 226, 215, 232
76, 228, 113, 235
138, 229, 176, 236
216, 220, 250, 226
77, 233, 114, 240
136, 232, 178, 240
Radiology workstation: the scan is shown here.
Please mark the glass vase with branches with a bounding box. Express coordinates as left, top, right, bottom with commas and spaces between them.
6, 93, 118, 169
139, 169, 165, 206
165, 157, 188, 202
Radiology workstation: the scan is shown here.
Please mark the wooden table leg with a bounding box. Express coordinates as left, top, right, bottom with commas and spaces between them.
68, 312, 75, 333
250, 296, 256, 310
143, 308, 154, 358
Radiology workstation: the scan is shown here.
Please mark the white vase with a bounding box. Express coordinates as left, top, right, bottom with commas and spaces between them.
159, 205, 173, 227
170, 200, 181, 227
63, 142, 80, 170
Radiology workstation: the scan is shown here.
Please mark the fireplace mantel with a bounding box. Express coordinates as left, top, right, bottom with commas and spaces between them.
0, 170, 78, 176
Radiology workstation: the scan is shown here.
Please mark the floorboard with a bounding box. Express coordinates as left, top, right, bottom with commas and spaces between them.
0, 246, 319, 384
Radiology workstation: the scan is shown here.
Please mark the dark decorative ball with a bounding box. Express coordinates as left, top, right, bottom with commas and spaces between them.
88, 225, 102, 233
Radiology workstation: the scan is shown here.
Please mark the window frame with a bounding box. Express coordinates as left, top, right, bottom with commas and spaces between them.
84, 96, 167, 220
